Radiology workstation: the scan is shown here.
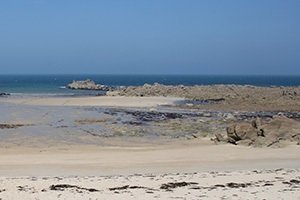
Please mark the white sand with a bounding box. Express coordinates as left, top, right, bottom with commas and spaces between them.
0, 168, 299, 200
0, 142, 299, 199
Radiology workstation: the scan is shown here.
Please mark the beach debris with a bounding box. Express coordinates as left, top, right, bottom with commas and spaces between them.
160, 182, 198, 190
263, 183, 274, 186
213, 184, 226, 188
17, 185, 36, 192
282, 89, 298, 97
75, 117, 112, 124
109, 185, 150, 191
223, 113, 236, 121
122, 109, 185, 122
282, 179, 300, 185
0, 124, 30, 129
226, 182, 251, 188
49, 184, 100, 192
103, 108, 198, 123
180, 98, 225, 105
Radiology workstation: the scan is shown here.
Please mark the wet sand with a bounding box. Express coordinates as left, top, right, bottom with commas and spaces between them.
2, 96, 182, 107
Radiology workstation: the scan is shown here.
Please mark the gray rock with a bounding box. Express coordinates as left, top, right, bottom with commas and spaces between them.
223, 116, 300, 147
0, 93, 10, 97
213, 133, 227, 143
67, 79, 111, 91
223, 113, 235, 121
226, 120, 260, 144
236, 139, 253, 146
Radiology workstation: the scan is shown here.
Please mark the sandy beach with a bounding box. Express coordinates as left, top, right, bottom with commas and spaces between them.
0, 137, 299, 199
2, 0, 300, 198
1, 94, 300, 199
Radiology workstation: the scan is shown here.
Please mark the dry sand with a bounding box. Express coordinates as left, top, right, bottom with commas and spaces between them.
0, 140, 300, 176
0, 141, 299, 199
0, 168, 299, 199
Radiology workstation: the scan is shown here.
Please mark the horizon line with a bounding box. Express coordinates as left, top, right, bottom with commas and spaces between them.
1, 73, 300, 76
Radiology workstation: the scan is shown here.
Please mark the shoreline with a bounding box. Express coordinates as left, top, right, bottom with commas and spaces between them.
0, 86, 300, 199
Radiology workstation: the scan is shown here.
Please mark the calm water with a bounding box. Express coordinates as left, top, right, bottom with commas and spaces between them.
0, 75, 299, 95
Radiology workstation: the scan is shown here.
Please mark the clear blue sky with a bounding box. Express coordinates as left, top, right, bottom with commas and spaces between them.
0, 0, 299, 75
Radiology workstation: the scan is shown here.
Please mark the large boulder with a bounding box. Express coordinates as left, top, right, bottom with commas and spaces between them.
226, 121, 259, 144
253, 116, 300, 147
217, 116, 300, 147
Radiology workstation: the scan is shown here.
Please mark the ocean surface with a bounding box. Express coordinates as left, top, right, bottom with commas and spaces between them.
0, 75, 299, 96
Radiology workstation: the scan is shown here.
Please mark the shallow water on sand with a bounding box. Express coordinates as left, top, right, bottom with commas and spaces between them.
0, 101, 196, 147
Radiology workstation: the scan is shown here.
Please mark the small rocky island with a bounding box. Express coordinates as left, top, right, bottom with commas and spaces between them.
67, 79, 111, 91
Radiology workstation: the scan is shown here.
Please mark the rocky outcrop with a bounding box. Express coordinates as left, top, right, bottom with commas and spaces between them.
213, 116, 300, 147
254, 116, 300, 147
67, 80, 111, 91
226, 118, 264, 145
106, 83, 300, 111
0, 93, 10, 97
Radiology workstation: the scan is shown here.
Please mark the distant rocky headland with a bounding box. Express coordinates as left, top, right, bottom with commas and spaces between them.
0, 79, 299, 149
107, 83, 300, 111
68, 80, 300, 111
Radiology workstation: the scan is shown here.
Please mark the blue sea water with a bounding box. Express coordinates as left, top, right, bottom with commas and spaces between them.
0, 75, 299, 95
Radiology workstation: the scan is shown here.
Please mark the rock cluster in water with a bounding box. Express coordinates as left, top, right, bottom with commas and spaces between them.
0, 93, 10, 97
67, 79, 111, 91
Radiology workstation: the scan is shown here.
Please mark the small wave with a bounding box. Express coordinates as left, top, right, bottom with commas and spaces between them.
59, 86, 66, 89
8, 92, 102, 98
8, 93, 76, 98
